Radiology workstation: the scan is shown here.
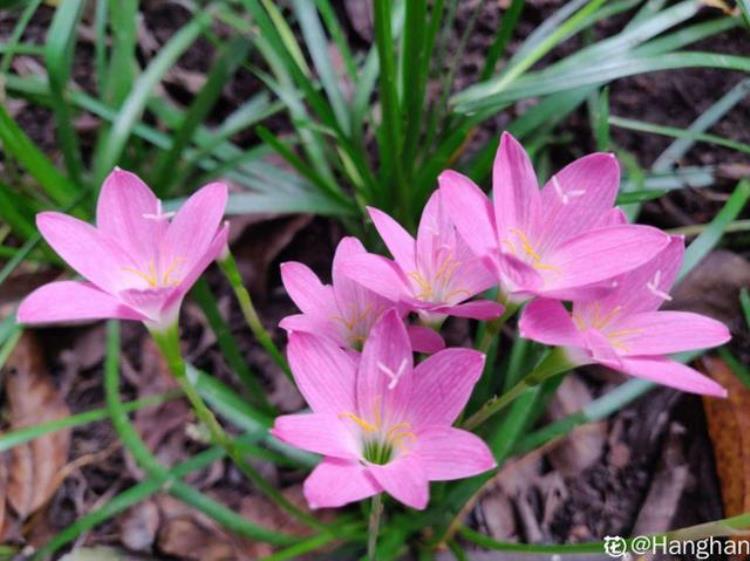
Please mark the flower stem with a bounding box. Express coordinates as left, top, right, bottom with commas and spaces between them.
367, 493, 383, 561
149, 324, 320, 528
462, 347, 573, 431
217, 252, 293, 383
477, 297, 520, 354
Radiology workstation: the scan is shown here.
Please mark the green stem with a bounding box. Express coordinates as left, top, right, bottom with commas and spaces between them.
149, 323, 320, 528
218, 251, 293, 382
462, 347, 573, 431
368, 493, 384, 561
477, 297, 520, 354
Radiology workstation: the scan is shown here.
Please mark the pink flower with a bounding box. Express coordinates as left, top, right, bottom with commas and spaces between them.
280, 237, 444, 353
18, 169, 228, 331
340, 191, 504, 325
440, 132, 672, 301
271, 309, 496, 510
519, 237, 730, 397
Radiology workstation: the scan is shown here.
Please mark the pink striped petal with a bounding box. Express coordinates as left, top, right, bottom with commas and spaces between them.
368, 207, 416, 272
438, 170, 497, 258
582, 328, 622, 365
287, 332, 357, 414
435, 300, 504, 321
18, 281, 144, 324
367, 454, 429, 510
280, 261, 337, 317
409, 348, 485, 426
492, 132, 541, 236
162, 182, 227, 274
407, 325, 445, 354
271, 413, 359, 459
357, 309, 413, 424
612, 357, 727, 397
542, 225, 670, 298
96, 168, 164, 264
303, 458, 381, 509
37, 212, 134, 293
608, 311, 730, 356
538, 153, 619, 250
279, 314, 343, 346
519, 298, 583, 347
340, 253, 411, 303
416, 426, 496, 480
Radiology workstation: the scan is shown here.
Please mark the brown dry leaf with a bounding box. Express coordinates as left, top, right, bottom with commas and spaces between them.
3, 332, 71, 519
702, 356, 750, 517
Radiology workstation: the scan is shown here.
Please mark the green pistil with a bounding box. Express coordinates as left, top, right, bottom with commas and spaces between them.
363, 439, 394, 465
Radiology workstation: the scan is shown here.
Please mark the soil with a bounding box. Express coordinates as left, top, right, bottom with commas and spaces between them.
1, 0, 749, 559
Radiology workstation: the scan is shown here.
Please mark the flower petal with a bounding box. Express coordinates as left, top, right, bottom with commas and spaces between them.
287, 332, 357, 414
162, 182, 228, 273
608, 311, 730, 356
519, 298, 584, 347
18, 281, 144, 324
542, 225, 670, 299
37, 212, 133, 293
357, 309, 414, 424
612, 356, 727, 397
407, 325, 445, 354
280, 261, 336, 317
96, 168, 164, 264
368, 207, 416, 272
367, 454, 429, 510
271, 413, 359, 459
538, 153, 620, 250
416, 426, 496, 480
492, 132, 541, 236
438, 170, 497, 258
303, 458, 381, 509
279, 314, 344, 346
434, 300, 504, 321
408, 348, 485, 425
340, 253, 411, 303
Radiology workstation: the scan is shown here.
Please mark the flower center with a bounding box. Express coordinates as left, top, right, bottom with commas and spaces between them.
122, 257, 185, 289
501, 228, 559, 273
340, 410, 416, 466
407, 250, 468, 303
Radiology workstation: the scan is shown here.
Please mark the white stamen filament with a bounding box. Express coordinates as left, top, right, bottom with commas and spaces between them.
552, 176, 585, 205
143, 199, 176, 221
646, 270, 672, 301
378, 359, 408, 390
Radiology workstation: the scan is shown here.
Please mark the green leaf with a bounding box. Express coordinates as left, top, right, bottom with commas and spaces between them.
0, 0, 42, 75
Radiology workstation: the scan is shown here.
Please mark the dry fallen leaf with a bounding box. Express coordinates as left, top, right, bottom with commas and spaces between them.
3, 332, 71, 520
702, 356, 750, 517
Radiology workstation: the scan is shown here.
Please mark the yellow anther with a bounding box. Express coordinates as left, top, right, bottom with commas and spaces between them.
339, 412, 378, 433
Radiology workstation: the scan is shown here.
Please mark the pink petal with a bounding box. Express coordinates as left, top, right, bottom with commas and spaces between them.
407, 325, 445, 354
340, 253, 411, 303
408, 348, 485, 426
37, 212, 133, 293
96, 168, 164, 264
582, 328, 622, 365
357, 309, 414, 424
18, 281, 144, 324
542, 225, 671, 299
287, 332, 357, 414
416, 426, 496, 480
368, 207, 417, 272
538, 153, 620, 249
518, 298, 584, 347
596, 207, 628, 227
162, 182, 228, 274
607, 311, 730, 356
438, 170, 497, 258
119, 286, 175, 325
367, 454, 429, 510
497, 252, 543, 295
492, 132, 541, 236
451, 256, 498, 301
279, 314, 344, 346
434, 300, 504, 321
270, 413, 359, 459
611, 356, 727, 397
280, 261, 336, 317
303, 458, 381, 509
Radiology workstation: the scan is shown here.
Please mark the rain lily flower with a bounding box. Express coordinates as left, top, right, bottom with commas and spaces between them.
519, 236, 730, 397
280, 237, 444, 353
440, 132, 671, 301
271, 309, 496, 510
18, 169, 228, 331
340, 191, 504, 326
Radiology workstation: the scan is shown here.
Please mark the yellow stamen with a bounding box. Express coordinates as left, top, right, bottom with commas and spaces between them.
339, 412, 378, 433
